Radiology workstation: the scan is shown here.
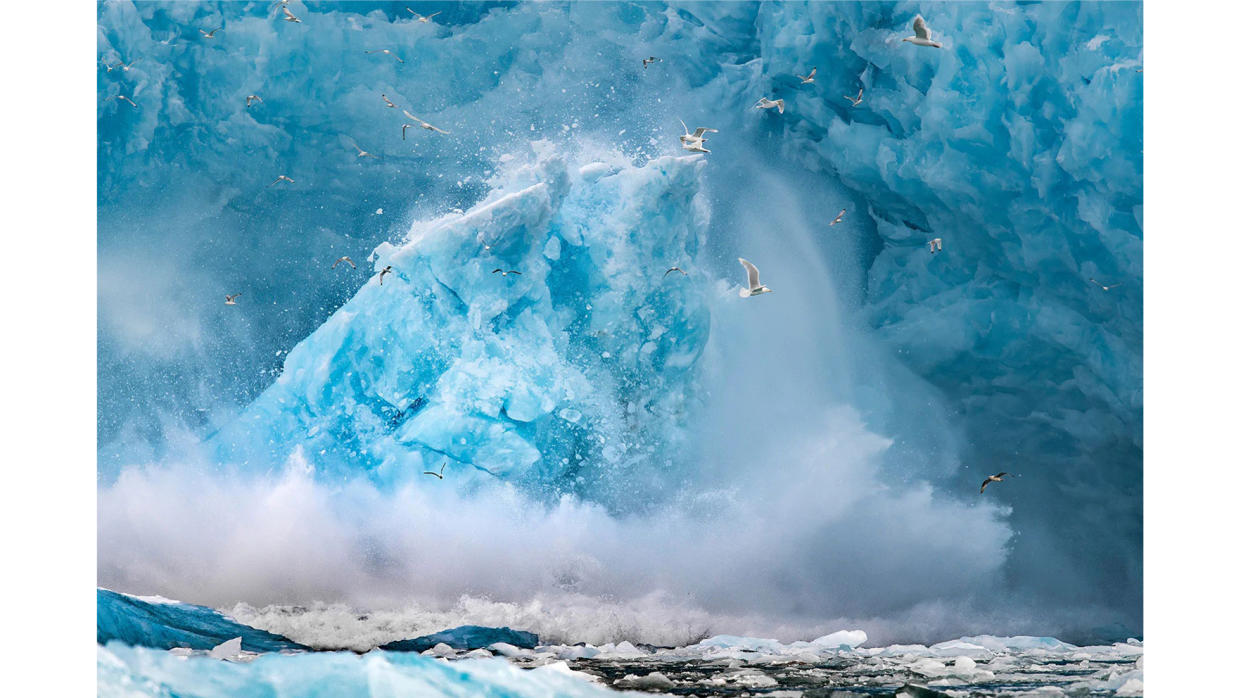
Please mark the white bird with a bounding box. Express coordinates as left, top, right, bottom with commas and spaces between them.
829, 209, 846, 226
797, 67, 817, 84
199, 27, 221, 39
737, 258, 772, 297
402, 110, 450, 134
245, 94, 262, 107
379, 265, 393, 285
642, 56, 662, 69
902, 15, 943, 48
424, 462, 446, 479
381, 94, 398, 109
353, 143, 378, 159
209, 637, 242, 660
281, 6, 302, 23
224, 293, 241, 305
365, 49, 403, 63
678, 119, 718, 153
664, 267, 688, 278
754, 97, 785, 114
102, 58, 140, 72
109, 95, 138, 108
407, 9, 441, 23
1089, 278, 1122, 292
845, 88, 864, 107
269, 175, 294, 186
979, 472, 1009, 494
492, 269, 522, 277
332, 256, 356, 269
928, 238, 943, 253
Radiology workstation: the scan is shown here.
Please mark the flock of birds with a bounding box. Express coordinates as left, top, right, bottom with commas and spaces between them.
100, 9, 1132, 493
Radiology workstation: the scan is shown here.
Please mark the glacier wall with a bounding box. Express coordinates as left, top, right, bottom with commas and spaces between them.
98, 0, 1142, 643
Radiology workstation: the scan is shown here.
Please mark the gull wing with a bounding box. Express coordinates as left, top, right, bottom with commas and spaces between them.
980, 478, 991, 494
809, 67, 817, 78
691, 127, 716, 138
913, 15, 931, 40
738, 258, 761, 290
679, 118, 690, 136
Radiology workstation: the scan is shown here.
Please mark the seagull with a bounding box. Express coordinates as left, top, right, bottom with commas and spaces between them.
269, 174, 294, 186
678, 119, 718, 153
407, 9, 441, 23
928, 238, 943, 253
245, 94, 262, 107
199, 27, 221, 38
423, 462, 446, 479
381, 94, 398, 109
829, 209, 846, 226
379, 265, 393, 285
353, 143, 378, 159
754, 97, 785, 114
365, 49, 403, 63
332, 256, 356, 269
281, 6, 302, 23
492, 269, 522, 277
109, 95, 138, 108
1089, 278, 1122, 292
902, 14, 943, 48
664, 267, 688, 278
402, 123, 412, 140
797, 67, 817, 84
402, 110, 450, 134
102, 58, 140, 72
738, 258, 772, 297
224, 293, 241, 305
845, 89, 864, 107
979, 472, 1009, 494
642, 56, 662, 69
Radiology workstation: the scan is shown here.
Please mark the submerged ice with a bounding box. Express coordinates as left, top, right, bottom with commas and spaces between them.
98, 0, 1142, 643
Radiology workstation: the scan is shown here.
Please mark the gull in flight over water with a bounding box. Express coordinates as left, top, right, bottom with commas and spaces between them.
382, 94, 398, 109
224, 293, 241, 305
797, 67, 817, 84
738, 258, 772, 297
902, 14, 943, 48
365, 49, 403, 63
678, 119, 718, 153
102, 58, 140, 72
407, 10, 441, 23
754, 97, 785, 114
379, 265, 393, 285
845, 88, 864, 107
246, 94, 262, 107
109, 95, 138, 108
643, 56, 662, 69
352, 143, 378, 159
829, 209, 846, 226
270, 174, 294, 186
664, 267, 688, 278
1089, 278, 1122, 292
332, 256, 356, 269
200, 27, 221, 39
281, 6, 302, 23
928, 238, 943, 254
979, 472, 1009, 494
424, 462, 446, 479
492, 269, 522, 277
403, 110, 450, 134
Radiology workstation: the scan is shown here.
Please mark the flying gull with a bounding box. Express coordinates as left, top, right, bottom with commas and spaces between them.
797, 67, 817, 84
928, 238, 943, 253
382, 94, 398, 108
281, 6, 302, 23
845, 88, 864, 106
754, 97, 785, 114
678, 119, 718, 153
402, 110, 450, 134
979, 472, 1009, 494
492, 269, 522, 277
352, 143, 378, 159
332, 256, 356, 269
110, 95, 138, 108
224, 293, 241, 305
424, 462, 446, 479
643, 56, 662, 69
1089, 278, 1122, 291
664, 267, 688, 278
407, 10, 441, 23
199, 27, 221, 39
269, 175, 294, 186
902, 14, 943, 48
245, 94, 263, 107
738, 258, 772, 297
102, 58, 140, 72
379, 265, 393, 285
365, 49, 403, 63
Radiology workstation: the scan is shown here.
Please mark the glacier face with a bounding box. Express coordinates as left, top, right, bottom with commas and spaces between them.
98, 0, 1142, 642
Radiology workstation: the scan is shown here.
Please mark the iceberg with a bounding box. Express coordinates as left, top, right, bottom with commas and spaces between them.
97, 588, 307, 652
380, 625, 540, 653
